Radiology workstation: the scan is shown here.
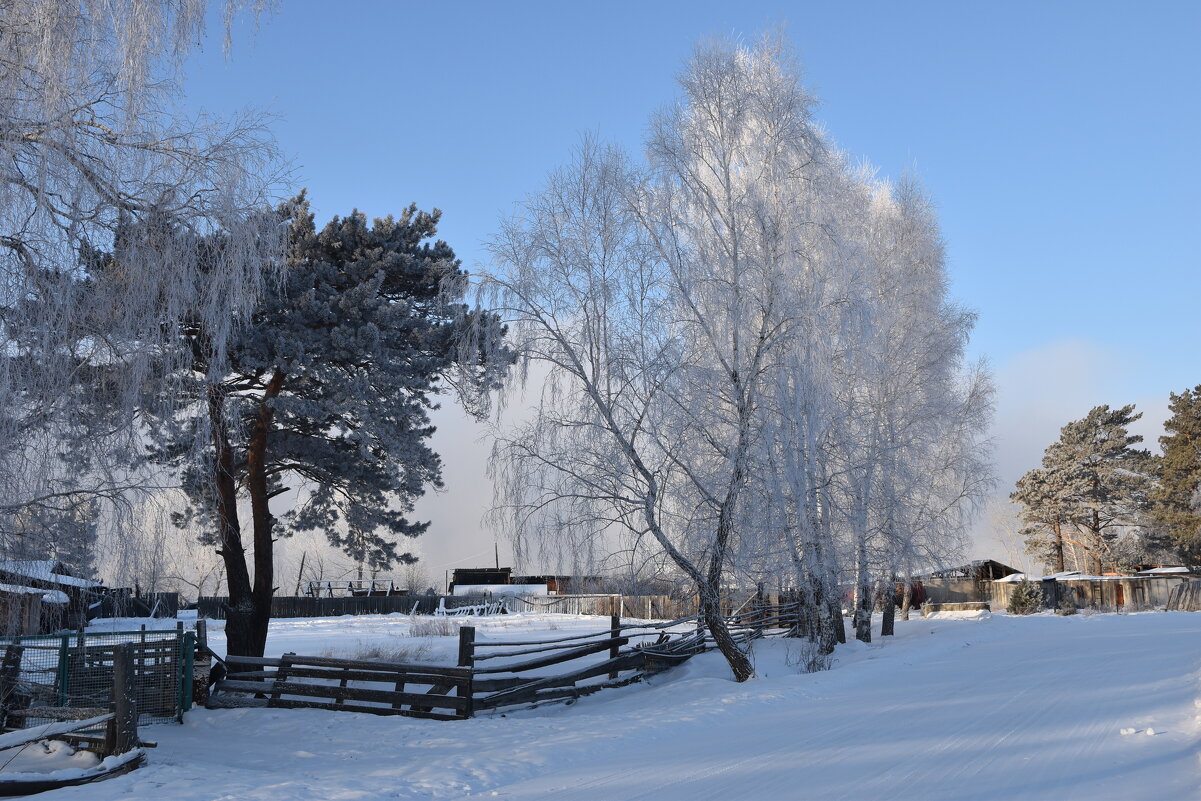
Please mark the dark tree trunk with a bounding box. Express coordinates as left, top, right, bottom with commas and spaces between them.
211, 371, 285, 660
853, 580, 873, 643
241, 371, 285, 658
699, 588, 754, 682
696, 464, 755, 682
829, 596, 846, 644
1052, 519, 1066, 573
805, 574, 841, 655
881, 574, 897, 636
208, 388, 256, 661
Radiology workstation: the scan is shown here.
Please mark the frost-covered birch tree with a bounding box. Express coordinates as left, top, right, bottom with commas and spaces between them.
0, 1, 283, 573
488, 39, 830, 681
487, 35, 993, 677
834, 180, 993, 642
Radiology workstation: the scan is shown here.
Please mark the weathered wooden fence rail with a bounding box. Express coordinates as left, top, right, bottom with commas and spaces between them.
207, 599, 806, 719
465, 600, 803, 712
208, 652, 473, 720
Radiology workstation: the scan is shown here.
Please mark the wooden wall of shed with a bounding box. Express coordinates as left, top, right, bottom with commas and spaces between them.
0, 592, 41, 635
1166, 580, 1201, 611
920, 579, 994, 604
991, 577, 1189, 610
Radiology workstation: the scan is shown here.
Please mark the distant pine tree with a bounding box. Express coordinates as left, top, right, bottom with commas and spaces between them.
1149, 386, 1201, 562
1013, 405, 1155, 573
6, 500, 99, 579
1012, 466, 1073, 573
1007, 578, 1042, 615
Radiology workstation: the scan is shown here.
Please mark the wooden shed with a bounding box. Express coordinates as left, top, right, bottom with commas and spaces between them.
0, 560, 103, 630
449, 567, 512, 592
0, 584, 46, 635
915, 560, 1021, 604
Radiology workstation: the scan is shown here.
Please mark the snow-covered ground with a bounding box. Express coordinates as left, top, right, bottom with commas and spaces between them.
40, 610, 1201, 799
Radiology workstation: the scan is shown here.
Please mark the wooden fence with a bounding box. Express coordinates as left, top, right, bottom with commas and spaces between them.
991, 576, 1190, 611
1166, 580, 1201, 611
198, 595, 435, 619
0, 643, 148, 793
206, 599, 804, 718
209, 651, 473, 721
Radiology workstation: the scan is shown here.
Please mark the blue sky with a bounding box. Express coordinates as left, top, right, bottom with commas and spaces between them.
184, 1, 1201, 571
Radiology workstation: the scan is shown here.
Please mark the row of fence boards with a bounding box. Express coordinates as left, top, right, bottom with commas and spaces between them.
208, 654, 473, 720
208, 605, 804, 720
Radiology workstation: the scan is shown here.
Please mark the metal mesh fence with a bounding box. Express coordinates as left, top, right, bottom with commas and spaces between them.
0, 627, 195, 730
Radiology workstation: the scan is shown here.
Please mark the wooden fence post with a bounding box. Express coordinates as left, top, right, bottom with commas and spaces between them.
608, 614, 621, 679
755, 582, 765, 639
458, 626, 475, 669
106, 643, 138, 757
0, 644, 25, 729
179, 630, 195, 719
458, 626, 475, 719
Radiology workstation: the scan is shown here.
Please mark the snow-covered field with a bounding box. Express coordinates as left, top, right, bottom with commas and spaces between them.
42, 610, 1201, 799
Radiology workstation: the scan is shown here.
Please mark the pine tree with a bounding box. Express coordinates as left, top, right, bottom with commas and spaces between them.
4, 500, 100, 579
1007, 578, 1042, 615
1011, 466, 1072, 573
1013, 405, 1154, 573
1149, 386, 1201, 562
147, 195, 511, 657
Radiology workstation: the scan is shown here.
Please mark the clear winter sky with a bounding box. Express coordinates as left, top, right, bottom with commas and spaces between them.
183, 1, 1200, 576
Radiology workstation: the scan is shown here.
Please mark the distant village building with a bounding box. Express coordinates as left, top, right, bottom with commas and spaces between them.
449, 567, 512, 592
0, 559, 102, 631
914, 560, 1021, 604
447, 568, 606, 596
992, 566, 1200, 610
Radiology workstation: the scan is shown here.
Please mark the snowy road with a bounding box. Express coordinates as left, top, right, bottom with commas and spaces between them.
456, 612, 1201, 801
50, 611, 1201, 800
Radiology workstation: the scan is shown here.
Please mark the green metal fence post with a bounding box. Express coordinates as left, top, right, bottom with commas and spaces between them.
55, 635, 69, 706
179, 631, 195, 719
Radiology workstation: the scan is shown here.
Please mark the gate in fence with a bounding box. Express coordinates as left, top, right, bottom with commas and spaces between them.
0, 626, 198, 730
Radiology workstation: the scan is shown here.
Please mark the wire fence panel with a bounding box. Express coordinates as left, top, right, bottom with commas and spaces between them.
0, 627, 195, 729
